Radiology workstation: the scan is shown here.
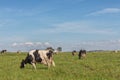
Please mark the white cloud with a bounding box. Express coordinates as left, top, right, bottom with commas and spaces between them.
44, 42, 52, 47
24, 42, 34, 46
31, 21, 118, 36
3, 40, 120, 52
89, 8, 120, 16
35, 42, 42, 45
12, 43, 17, 46
0, 19, 14, 27
62, 40, 120, 51
0, 6, 55, 17
12, 42, 53, 47
50, 21, 117, 35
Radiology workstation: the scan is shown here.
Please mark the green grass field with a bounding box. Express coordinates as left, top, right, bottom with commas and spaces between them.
0, 51, 120, 80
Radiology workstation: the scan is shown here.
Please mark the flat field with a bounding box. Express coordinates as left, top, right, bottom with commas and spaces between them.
0, 51, 120, 80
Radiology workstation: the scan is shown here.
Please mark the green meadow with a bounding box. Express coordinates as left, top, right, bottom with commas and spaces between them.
0, 51, 120, 80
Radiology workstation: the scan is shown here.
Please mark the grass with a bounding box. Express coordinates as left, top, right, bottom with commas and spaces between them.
0, 51, 120, 80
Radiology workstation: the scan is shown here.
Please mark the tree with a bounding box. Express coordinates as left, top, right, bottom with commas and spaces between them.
57, 47, 62, 52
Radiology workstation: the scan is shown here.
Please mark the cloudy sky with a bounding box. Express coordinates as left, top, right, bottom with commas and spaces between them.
0, 0, 120, 51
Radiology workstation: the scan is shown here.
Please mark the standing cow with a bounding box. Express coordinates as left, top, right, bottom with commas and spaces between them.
20, 49, 55, 69
1, 50, 7, 54
72, 50, 77, 56
78, 49, 86, 59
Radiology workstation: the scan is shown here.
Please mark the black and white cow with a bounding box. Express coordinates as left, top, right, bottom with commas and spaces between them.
1, 50, 7, 54
78, 49, 86, 59
20, 49, 55, 69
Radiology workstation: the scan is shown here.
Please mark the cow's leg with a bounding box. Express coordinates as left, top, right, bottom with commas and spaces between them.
41, 59, 47, 65
51, 60, 55, 67
40, 58, 50, 68
45, 58, 51, 68
49, 58, 55, 67
46, 59, 51, 68
31, 62, 36, 70
42, 56, 51, 68
79, 55, 81, 59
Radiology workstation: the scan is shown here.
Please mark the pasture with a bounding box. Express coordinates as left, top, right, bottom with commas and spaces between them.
0, 51, 120, 80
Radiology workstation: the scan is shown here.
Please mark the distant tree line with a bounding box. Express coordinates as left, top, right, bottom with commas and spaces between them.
46, 47, 62, 52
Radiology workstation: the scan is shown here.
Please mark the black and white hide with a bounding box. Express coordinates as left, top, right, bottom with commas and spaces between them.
20, 49, 55, 69
0, 50, 7, 54
78, 49, 86, 59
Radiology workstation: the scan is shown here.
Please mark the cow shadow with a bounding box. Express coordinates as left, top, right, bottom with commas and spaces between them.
37, 67, 48, 70
23, 66, 48, 70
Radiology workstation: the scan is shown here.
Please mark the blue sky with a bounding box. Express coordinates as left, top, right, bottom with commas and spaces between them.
0, 0, 120, 51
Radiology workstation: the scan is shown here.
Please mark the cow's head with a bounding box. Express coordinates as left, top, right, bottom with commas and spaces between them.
20, 59, 25, 68
49, 49, 54, 53
46, 49, 54, 59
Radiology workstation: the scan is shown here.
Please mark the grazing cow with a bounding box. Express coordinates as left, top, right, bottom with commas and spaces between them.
1, 50, 7, 54
114, 50, 118, 53
72, 50, 77, 56
78, 49, 86, 59
17, 50, 21, 54
20, 49, 55, 69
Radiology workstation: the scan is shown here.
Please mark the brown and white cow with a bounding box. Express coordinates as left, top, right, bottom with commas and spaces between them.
78, 49, 86, 59
72, 50, 77, 56
20, 49, 55, 69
